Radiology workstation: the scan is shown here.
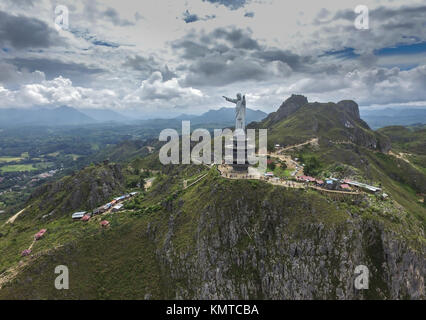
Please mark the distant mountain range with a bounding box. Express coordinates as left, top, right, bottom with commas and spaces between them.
0, 106, 267, 128
0, 106, 95, 127
174, 107, 267, 125
79, 108, 131, 123
360, 108, 426, 129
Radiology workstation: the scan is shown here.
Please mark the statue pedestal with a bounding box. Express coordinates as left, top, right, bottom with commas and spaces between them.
224, 129, 254, 173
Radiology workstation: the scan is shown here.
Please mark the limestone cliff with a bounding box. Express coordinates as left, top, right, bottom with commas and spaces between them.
149, 176, 424, 299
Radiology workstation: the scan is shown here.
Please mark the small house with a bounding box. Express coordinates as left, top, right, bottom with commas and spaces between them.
130, 192, 139, 196
103, 203, 112, 210
92, 207, 102, 215
340, 184, 351, 190
264, 172, 274, 177
34, 229, 47, 240
72, 211, 86, 220
81, 215, 91, 222
112, 203, 124, 212
21, 249, 31, 257
100, 220, 110, 228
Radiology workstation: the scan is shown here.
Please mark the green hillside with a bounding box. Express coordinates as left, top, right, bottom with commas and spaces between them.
251, 95, 390, 151
0, 96, 425, 299
0, 165, 424, 299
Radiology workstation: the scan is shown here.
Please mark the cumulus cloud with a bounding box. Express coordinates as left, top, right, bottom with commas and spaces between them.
0, 76, 118, 109
125, 71, 203, 102
1, 0, 426, 114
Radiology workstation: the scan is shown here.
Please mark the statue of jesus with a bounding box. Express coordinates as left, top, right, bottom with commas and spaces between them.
223, 93, 246, 131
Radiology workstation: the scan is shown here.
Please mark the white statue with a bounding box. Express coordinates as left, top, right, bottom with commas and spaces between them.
223, 93, 246, 131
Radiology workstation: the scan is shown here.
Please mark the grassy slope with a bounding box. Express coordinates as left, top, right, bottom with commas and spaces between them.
378, 125, 426, 173
260, 102, 385, 148
0, 164, 424, 299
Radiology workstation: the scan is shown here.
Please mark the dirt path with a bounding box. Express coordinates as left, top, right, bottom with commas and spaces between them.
309, 185, 361, 195
388, 150, 412, 165
144, 177, 155, 190
0, 244, 63, 289
3, 206, 28, 226
276, 137, 319, 153
184, 173, 208, 189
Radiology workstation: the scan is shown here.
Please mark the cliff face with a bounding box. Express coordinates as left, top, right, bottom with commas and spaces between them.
150, 179, 424, 300
337, 100, 360, 120
0, 171, 424, 299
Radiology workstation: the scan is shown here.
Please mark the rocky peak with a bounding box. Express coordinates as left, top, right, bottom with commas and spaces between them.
265, 94, 308, 124
337, 100, 360, 120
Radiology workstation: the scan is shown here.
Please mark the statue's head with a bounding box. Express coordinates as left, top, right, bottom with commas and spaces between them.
236, 93, 242, 100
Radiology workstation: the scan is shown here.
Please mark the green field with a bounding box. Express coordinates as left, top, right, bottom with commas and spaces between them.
0, 164, 37, 173
0, 156, 23, 163
273, 166, 292, 178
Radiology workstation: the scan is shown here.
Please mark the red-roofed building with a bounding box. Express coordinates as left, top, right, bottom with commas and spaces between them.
340, 184, 351, 190
81, 215, 90, 222
100, 220, 110, 227
297, 175, 316, 182
21, 249, 31, 257
34, 229, 47, 240
316, 179, 324, 185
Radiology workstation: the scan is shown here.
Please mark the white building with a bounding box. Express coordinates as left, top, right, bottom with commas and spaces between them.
72, 211, 86, 219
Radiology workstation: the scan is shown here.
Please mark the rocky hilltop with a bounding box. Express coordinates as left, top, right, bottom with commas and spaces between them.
263, 94, 309, 124
23, 163, 125, 221
253, 94, 390, 152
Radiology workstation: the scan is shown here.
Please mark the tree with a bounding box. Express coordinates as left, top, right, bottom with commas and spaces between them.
304, 156, 322, 176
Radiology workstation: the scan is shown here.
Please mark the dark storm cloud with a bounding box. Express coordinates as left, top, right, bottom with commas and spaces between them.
123, 55, 177, 81
182, 53, 270, 86
172, 27, 260, 60
212, 27, 260, 50
0, 11, 63, 49
203, 0, 247, 10
173, 27, 321, 86
171, 39, 212, 59
7, 57, 105, 85
252, 49, 313, 72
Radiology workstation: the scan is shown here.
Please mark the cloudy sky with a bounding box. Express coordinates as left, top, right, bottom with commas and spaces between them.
0, 0, 425, 117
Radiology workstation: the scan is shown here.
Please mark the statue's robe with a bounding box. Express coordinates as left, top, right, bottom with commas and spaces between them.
235, 97, 246, 130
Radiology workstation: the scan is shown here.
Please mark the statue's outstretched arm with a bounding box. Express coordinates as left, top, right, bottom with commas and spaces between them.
223, 96, 237, 104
